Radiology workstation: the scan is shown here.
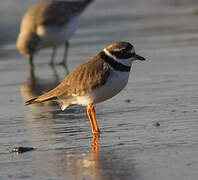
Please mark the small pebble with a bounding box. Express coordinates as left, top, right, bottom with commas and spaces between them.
186, 163, 192, 166
117, 143, 125, 146
152, 122, 160, 127
11, 147, 35, 153
125, 99, 131, 103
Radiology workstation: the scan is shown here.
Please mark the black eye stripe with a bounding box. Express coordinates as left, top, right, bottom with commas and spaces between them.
110, 50, 133, 59
101, 52, 131, 72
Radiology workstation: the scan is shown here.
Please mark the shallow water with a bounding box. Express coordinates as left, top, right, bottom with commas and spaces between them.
0, 0, 198, 179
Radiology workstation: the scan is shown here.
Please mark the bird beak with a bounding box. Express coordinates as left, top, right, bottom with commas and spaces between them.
134, 53, 146, 61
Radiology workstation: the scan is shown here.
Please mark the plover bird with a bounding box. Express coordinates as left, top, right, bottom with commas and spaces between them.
17, 0, 93, 68
25, 42, 146, 134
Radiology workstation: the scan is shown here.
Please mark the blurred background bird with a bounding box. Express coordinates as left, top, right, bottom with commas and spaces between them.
16, 0, 93, 70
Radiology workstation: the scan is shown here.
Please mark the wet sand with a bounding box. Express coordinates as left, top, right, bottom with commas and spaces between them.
0, 0, 198, 179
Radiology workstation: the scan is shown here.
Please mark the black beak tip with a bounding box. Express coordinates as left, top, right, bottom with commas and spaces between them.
139, 56, 146, 61
136, 54, 146, 61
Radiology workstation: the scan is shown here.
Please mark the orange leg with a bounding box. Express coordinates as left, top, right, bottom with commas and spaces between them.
91, 106, 100, 133
87, 107, 96, 133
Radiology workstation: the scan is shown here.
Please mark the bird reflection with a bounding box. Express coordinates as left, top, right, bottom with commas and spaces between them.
22, 63, 85, 136
24, 107, 137, 180
63, 135, 101, 180
29, 61, 69, 81
24, 131, 137, 180
21, 65, 68, 108
62, 135, 137, 180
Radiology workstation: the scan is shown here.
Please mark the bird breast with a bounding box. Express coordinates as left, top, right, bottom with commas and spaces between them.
76, 69, 130, 106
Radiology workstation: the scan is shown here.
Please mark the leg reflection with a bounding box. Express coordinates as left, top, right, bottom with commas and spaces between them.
92, 135, 100, 154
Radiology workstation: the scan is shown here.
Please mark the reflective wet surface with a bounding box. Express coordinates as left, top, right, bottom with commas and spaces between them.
0, 0, 198, 179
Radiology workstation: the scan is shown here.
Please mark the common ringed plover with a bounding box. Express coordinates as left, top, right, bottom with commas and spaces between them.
17, 0, 93, 68
25, 42, 146, 134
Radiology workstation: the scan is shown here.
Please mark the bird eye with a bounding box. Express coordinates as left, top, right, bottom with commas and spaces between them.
131, 53, 135, 57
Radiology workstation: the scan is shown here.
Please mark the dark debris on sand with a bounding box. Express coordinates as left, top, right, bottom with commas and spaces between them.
11, 146, 35, 154
152, 122, 160, 127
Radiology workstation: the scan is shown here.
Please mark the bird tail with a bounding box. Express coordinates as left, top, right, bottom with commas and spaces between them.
25, 89, 58, 106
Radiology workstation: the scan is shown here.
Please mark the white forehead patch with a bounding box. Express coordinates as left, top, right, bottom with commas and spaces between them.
114, 48, 123, 52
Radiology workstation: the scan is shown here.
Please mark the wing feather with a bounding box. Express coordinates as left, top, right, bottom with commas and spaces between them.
55, 52, 110, 97
37, 1, 90, 26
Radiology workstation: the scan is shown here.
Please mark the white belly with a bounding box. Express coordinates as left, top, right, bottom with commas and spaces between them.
36, 15, 80, 49
76, 69, 130, 106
